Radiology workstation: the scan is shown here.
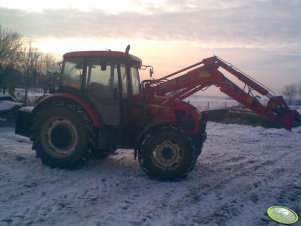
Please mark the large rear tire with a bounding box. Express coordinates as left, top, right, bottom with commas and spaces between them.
138, 125, 197, 181
33, 106, 90, 169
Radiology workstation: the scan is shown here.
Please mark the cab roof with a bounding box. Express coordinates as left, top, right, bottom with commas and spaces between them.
63, 51, 142, 65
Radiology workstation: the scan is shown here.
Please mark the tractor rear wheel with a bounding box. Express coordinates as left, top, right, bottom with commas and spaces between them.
138, 125, 197, 181
33, 106, 90, 169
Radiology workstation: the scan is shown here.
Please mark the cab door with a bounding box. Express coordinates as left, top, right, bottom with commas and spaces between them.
84, 58, 125, 126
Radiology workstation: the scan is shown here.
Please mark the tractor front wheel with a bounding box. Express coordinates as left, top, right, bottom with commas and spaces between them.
138, 125, 197, 181
33, 106, 90, 169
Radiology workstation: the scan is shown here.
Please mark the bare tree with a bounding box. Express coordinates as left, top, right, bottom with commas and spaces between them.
298, 82, 301, 105
20, 42, 41, 100
0, 25, 23, 94
0, 25, 59, 100
36, 54, 57, 93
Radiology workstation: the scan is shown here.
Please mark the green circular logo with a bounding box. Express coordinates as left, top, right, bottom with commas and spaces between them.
267, 206, 299, 225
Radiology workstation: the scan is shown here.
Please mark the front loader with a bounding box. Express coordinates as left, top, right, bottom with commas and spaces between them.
15, 46, 301, 181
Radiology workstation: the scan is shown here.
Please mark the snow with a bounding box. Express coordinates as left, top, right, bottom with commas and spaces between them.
0, 123, 300, 226
0, 101, 22, 111
18, 106, 34, 113
186, 95, 239, 111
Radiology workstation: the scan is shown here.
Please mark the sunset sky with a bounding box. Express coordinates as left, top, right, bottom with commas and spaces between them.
0, 0, 300, 95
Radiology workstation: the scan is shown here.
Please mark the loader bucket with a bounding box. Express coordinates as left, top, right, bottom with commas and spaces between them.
278, 110, 300, 131
265, 96, 299, 130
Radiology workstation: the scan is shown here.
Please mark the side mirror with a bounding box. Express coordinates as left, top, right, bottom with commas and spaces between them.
149, 67, 154, 77
140, 65, 154, 78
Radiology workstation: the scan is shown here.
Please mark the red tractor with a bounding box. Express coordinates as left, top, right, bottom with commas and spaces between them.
15, 46, 300, 181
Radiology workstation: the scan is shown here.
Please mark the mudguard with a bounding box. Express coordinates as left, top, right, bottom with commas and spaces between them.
15, 91, 102, 138
32, 93, 101, 128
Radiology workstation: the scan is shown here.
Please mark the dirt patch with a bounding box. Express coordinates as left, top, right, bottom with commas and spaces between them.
205, 106, 283, 129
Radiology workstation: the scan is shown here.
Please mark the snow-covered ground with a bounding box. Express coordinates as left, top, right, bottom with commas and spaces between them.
0, 101, 22, 112
186, 95, 239, 111
0, 122, 300, 226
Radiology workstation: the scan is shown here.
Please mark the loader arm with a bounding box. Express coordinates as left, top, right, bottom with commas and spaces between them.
142, 56, 299, 130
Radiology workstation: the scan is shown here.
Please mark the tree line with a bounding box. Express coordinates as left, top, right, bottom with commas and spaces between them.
0, 25, 59, 100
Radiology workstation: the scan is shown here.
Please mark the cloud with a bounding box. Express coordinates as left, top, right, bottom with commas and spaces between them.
0, 1, 300, 93
0, 0, 300, 53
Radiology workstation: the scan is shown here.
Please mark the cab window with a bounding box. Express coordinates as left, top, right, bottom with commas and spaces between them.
131, 66, 140, 95
62, 58, 84, 89
85, 59, 119, 103
86, 59, 118, 89
120, 64, 128, 98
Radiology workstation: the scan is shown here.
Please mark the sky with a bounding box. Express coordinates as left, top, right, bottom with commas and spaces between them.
0, 0, 300, 96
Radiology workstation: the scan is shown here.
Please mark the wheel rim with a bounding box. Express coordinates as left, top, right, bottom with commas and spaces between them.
41, 116, 78, 158
151, 139, 183, 170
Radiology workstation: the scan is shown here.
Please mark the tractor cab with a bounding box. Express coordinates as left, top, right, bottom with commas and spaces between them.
60, 51, 142, 126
